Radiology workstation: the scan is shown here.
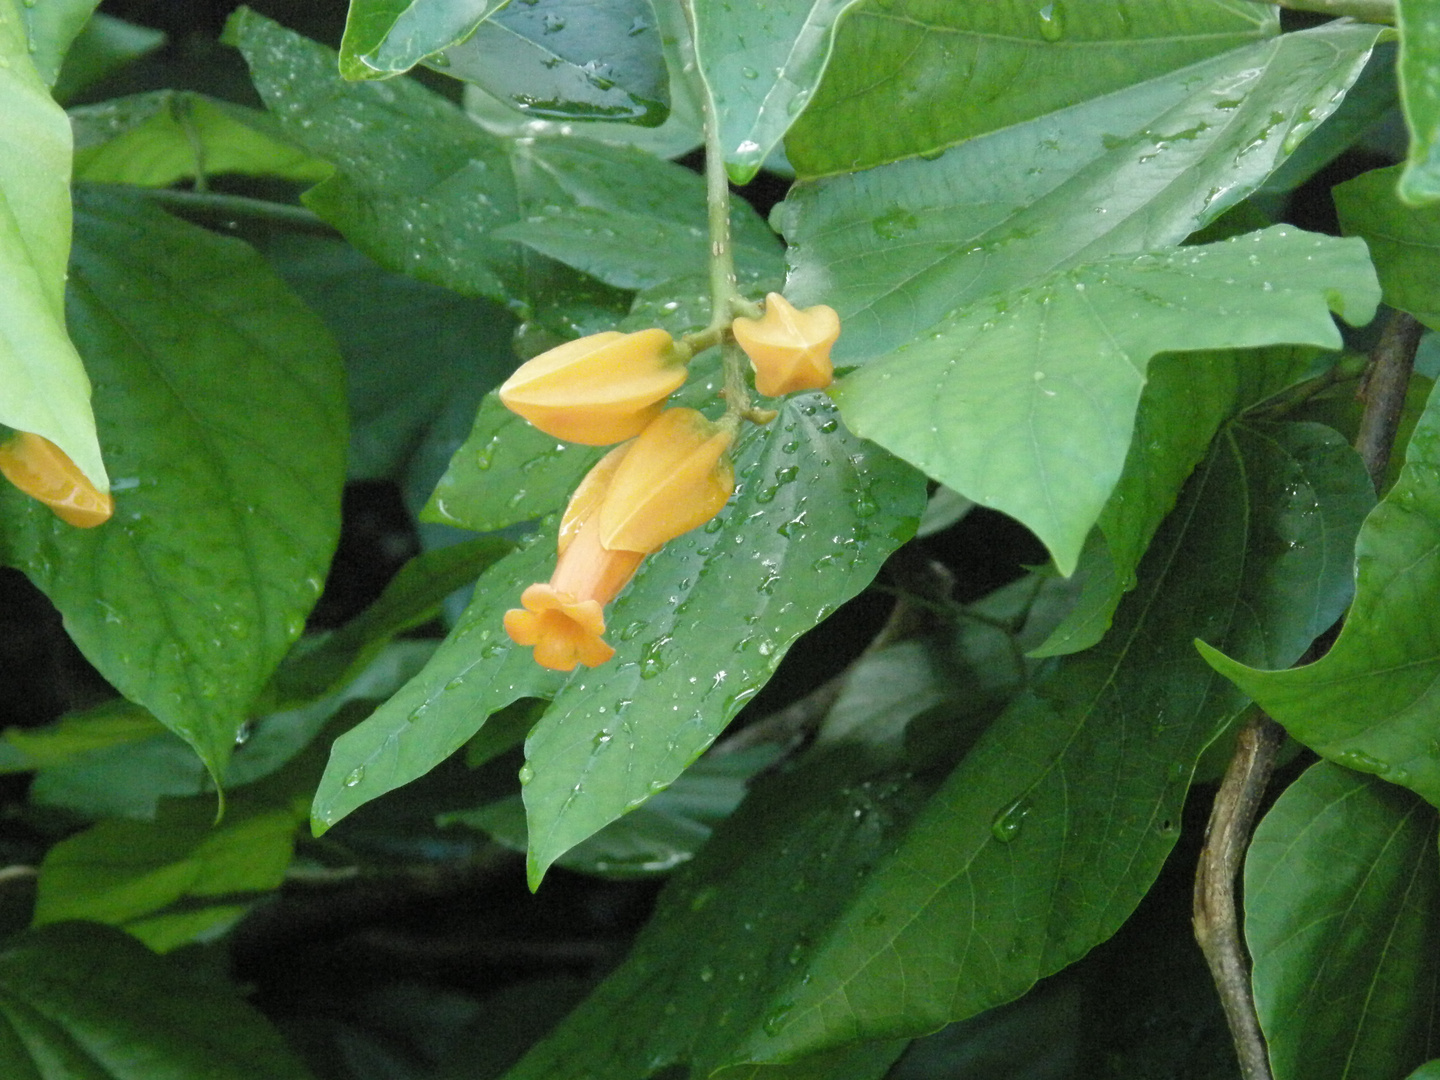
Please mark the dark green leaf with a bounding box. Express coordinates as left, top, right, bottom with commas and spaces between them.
0, 2, 106, 492
780, 20, 1381, 364
438, 0, 669, 127
786, 0, 1277, 178
831, 228, 1379, 573
1201, 380, 1440, 807
1399, 0, 1440, 204
18, 0, 99, 88
51, 13, 165, 105
0, 922, 315, 1079
0, 190, 347, 782
1248, 763, 1440, 1080
1337, 163, 1440, 329
340, 0, 508, 80
691, 0, 865, 184
70, 92, 331, 187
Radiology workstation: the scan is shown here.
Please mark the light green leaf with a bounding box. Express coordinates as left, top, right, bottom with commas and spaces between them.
1399, 0, 1440, 204
1337, 163, 1440, 329
0, 698, 163, 774
780, 20, 1381, 364
437, 0, 669, 127
0, 0, 106, 492
0, 922, 316, 1079
832, 227, 1378, 574
1248, 763, 1440, 1080
1200, 380, 1440, 807
18, 0, 99, 88
786, 0, 1277, 178
51, 13, 165, 105
70, 91, 332, 187
691, 0, 864, 184
340, 0, 507, 80
0, 190, 346, 782
1410, 1062, 1440, 1080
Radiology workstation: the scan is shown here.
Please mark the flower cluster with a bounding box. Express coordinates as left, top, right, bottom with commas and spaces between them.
500, 295, 839, 671
0, 432, 113, 528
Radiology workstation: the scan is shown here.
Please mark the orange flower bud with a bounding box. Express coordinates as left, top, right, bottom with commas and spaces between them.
558, 443, 628, 558
598, 408, 735, 554
0, 431, 113, 528
499, 328, 687, 445
731, 293, 839, 397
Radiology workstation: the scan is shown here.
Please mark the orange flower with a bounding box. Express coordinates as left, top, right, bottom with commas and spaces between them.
499, 328, 687, 445
0, 431, 113, 528
731, 293, 839, 397
598, 408, 736, 554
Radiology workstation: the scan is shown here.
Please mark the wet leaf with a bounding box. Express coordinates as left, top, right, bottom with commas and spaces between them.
1399, 0, 1440, 204
1336, 163, 1440, 329
18, 0, 99, 88
340, 0, 508, 79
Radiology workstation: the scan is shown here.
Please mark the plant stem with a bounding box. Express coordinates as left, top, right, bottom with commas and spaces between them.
1356, 310, 1423, 491
118, 185, 337, 235
1274, 0, 1396, 22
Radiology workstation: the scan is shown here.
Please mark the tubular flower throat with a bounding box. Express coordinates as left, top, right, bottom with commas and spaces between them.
0, 432, 113, 528
731, 292, 840, 398
498, 328, 687, 445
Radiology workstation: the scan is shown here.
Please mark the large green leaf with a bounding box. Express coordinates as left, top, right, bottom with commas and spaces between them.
51, 13, 165, 105
0, 923, 315, 1079
1399, 0, 1440, 204
70, 91, 331, 188
832, 228, 1378, 573
18, 0, 99, 88
0, 190, 346, 782
785, 0, 1276, 178
780, 20, 1381, 365
747, 422, 1369, 1062
0, 0, 106, 492
1201, 380, 1440, 807
1247, 763, 1440, 1080
437, 0, 669, 127
690, 0, 864, 184
340, 0, 508, 80
1337, 163, 1440, 329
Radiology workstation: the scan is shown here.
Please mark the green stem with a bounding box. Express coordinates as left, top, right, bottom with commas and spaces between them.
1274, 0, 1395, 23
111, 185, 337, 235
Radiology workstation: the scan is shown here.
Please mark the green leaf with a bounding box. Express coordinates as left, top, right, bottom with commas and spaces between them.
494, 204, 782, 290
1399, 0, 1440, 204
690, 0, 865, 184
437, 0, 669, 127
17, 0, 99, 88
1337, 163, 1440, 329
780, 20, 1381, 365
832, 227, 1378, 574
1200, 380, 1440, 807
0, 189, 346, 783
269, 537, 512, 710
1248, 763, 1440, 1080
340, 0, 507, 80
785, 0, 1277, 178
70, 91, 332, 187
0, 0, 106, 492
0, 922, 315, 1079
0, 699, 163, 774
51, 13, 165, 105
1410, 1062, 1440, 1080
746, 421, 1370, 1062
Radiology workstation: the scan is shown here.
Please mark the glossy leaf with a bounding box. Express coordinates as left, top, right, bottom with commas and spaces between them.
51, 13, 165, 104
1399, 0, 1440, 204
438, 0, 669, 127
690, 0, 864, 183
0, 923, 316, 1079
780, 20, 1381, 364
785, 0, 1277, 178
340, 0, 507, 80
1337, 163, 1440, 329
1248, 763, 1440, 1080
0, 0, 106, 492
832, 227, 1379, 573
1201, 380, 1440, 807
748, 421, 1369, 1061
0, 190, 346, 782
18, 0, 99, 88
70, 91, 331, 187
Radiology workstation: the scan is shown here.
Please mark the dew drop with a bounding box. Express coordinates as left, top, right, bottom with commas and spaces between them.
991, 794, 1031, 842
343, 766, 365, 788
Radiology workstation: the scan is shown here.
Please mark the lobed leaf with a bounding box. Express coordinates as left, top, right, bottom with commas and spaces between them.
785, 0, 1277, 178
1399, 0, 1440, 204
1336, 163, 1440, 329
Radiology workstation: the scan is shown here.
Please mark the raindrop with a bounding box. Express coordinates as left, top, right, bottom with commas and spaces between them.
991, 794, 1031, 842
1037, 1, 1066, 41
542, 14, 566, 32
518, 764, 535, 785
343, 766, 365, 788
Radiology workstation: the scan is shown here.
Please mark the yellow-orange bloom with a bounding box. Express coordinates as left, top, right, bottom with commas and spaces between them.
499, 328, 687, 445
0, 432, 113, 528
731, 293, 839, 397
598, 408, 735, 554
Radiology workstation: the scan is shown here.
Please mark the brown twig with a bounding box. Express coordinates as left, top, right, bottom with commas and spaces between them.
1193, 306, 1422, 1077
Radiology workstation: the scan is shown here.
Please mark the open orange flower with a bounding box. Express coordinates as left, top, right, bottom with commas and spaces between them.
731, 293, 839, 397
0, 431, 113, 528
499, 328, 687, 445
